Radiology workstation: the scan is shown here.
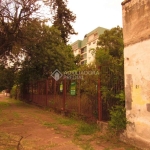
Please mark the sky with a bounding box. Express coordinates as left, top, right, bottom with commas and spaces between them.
67, 0, 123, 44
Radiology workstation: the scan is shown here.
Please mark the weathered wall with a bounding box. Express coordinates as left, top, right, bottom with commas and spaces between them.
122, 0, 150, 46
124, 39, 150, 148
122, 0, 150, 149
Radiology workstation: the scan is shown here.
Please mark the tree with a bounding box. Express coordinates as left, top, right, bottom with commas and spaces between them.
0, 0, 42, 61
96, 26, 123, 60
44, 0, 77, 43
74, 54, 81, 65
0, 65, 15, 91
95, 26, 124, 121
17, 23, 76, 86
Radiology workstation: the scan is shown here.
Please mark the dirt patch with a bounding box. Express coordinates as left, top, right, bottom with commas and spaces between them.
0, 94, 139, 150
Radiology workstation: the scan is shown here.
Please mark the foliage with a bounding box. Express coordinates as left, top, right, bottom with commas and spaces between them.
78, 64, 99, 97
0, 65, 15, 91
97, 26, 123, 59
76, 123, 99, 135
95, 26, 125, 122
0, 0, 77, 97
74, 54, 81, 65
108, 91, 128, 134
17, 24, 76, 83
10, 85, 18, 99
44, 0, 77, 43
108, 105, 127, 135
0, 0, 43, 61
76, 64, 99, 117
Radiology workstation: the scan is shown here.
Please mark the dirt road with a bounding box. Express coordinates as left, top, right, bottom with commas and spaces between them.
0, 94, 138, 150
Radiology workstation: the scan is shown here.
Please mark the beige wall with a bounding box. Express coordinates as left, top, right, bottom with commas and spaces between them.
122, 0, 150, 148
122, 0, 150, 46
124, 39, 150, 148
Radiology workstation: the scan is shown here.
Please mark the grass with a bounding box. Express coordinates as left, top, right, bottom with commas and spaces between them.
0, 132, 20, 150
0, 101, 10, 109
76, 123, 99, 136
0, 97, 141, 150
43, 121, 58, 129
56, 116, 77, 126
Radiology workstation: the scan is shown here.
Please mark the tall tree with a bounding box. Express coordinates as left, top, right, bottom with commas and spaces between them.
44, 0, 77, 43
96, 26, 123, 60
95, 26, 124, 121
0, 65, 15, 91
18, 22, 76, 85
0, 0, 42, 61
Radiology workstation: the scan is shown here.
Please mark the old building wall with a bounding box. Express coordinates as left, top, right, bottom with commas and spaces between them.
122, 0, 150, 46
124, 40, 150, 148
122, 0, 150, 148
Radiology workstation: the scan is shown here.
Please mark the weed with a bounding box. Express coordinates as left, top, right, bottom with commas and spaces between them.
13, 112, 20, 118
56, 116, 77, 126
0, 101, 10, 109
43, 122, 58, 131
81, 143, 94, 150
76, 123, 99, 136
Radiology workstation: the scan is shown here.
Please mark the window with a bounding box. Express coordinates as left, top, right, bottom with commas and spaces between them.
81, 47, 87, 54
81, 53, 87, 60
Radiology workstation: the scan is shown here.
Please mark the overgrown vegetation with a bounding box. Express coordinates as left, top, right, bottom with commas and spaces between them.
0, 0, 77, 93
94, 26, 126, 133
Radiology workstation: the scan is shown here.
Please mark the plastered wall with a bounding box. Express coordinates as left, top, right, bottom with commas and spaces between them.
122, 0, 150, 148
122, 0, 150, 46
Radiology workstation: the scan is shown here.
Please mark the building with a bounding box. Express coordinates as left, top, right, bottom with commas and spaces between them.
71, 27, 107, 65
122, 0, 150, 149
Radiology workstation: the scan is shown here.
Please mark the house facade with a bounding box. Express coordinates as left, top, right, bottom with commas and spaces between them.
122, 0, 150, 149
71, 27, 106, 65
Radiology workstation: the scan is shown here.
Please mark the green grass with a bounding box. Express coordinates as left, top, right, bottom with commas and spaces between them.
0, 132, 19, 150
43, 122, 57, 129
0, 101, 10, 109
56, 116, 77, 126
76, 123, 99, 136
81, 143, 94, 150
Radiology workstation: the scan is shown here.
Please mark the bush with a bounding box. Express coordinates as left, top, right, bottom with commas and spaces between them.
10, 85, 17, 99
108, 105, 127, 135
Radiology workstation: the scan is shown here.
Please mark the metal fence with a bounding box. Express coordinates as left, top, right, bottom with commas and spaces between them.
21, 66, 124, 122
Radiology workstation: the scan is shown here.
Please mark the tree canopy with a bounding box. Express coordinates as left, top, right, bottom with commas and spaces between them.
0, 0, 42, 60
0, 0, 77, 91
44, 0, 77, 43
95, 26, 124, 66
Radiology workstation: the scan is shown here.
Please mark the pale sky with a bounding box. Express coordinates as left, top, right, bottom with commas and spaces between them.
67, 0, 123, 43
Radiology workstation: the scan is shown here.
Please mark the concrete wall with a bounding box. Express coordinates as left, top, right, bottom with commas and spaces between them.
122, 0, 150, 46
122, 0, 150, 148
124, 39, 150, 148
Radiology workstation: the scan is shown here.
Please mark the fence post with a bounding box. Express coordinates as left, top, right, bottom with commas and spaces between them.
98, 67, 102, 121
46, 79, 48, 107
63, 77, 66, 111
78, 79, 81, 114
32, 82, 33, 102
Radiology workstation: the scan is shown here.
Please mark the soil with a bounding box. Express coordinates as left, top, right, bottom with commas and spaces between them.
0, 94, 139, 150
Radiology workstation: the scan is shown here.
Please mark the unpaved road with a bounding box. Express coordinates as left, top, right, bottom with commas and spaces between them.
0, 94, 138, 150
